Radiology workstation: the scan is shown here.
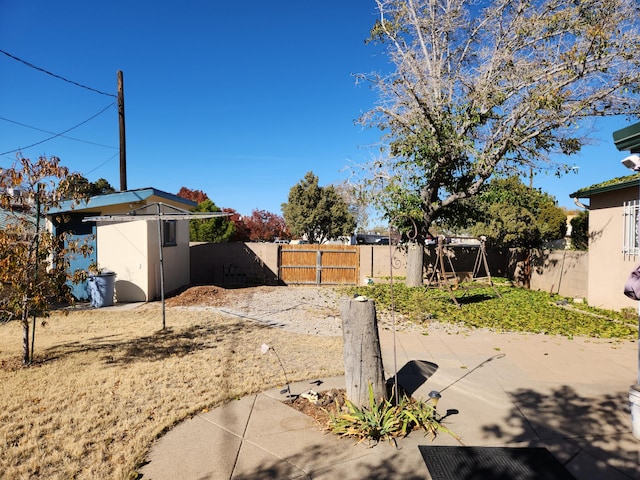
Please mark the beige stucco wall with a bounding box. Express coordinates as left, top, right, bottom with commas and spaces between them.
587, 187, 638, 311
189, 242, 280, 286
155, 219, 190, 299
97, 220, 150, 302
96, 219, 190, 302
358, 245, 407, 283
530, 249, 588, 299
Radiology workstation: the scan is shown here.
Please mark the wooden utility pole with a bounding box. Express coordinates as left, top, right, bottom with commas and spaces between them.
117, 70, 127, 191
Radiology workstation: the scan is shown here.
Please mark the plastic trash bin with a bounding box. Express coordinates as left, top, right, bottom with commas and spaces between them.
88, 271, 116, 307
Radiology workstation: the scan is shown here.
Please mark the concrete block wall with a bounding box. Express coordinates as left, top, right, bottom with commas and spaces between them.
189, 242, 280, 286
189, 242, 588, 303
530, 249, 588, 299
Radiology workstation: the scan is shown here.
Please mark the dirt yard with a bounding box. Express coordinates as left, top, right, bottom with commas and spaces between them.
163, 284, 424, 335
0, 285, 351, 479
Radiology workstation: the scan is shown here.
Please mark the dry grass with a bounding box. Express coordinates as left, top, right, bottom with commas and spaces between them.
0, 305, 344, 479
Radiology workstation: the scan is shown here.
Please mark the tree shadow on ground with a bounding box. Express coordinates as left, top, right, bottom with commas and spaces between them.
454, 292, 495, 305
42, 320, 269, 366
229, 442, 430, 480
483, 385, 640, 480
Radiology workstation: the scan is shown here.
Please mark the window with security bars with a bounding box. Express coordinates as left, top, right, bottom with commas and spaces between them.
623, 200, 640, 256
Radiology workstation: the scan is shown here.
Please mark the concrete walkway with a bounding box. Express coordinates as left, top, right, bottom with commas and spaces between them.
139, 328, 640, 479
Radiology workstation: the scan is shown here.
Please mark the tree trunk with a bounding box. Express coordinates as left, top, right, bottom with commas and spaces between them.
523, 248, 531, 289
340, 297, 386, 408
405, 241, 424, 287
22, 320, 30, 366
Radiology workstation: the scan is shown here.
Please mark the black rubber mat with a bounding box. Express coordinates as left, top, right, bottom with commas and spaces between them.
418, 446, 577, 480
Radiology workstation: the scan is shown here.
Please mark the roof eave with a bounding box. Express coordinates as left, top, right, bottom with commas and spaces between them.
613, 122, 640, 152
570, 176, 640, 199
50, 188, 197, 214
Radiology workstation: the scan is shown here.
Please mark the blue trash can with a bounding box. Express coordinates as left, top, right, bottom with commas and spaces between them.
88, 272, 116, 307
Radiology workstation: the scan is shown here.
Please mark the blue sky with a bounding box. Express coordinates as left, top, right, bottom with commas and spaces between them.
1, 1, 637, 220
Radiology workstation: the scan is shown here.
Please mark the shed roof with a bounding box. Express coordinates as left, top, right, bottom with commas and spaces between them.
50, 187, 196, 214
0, 208, 39, 230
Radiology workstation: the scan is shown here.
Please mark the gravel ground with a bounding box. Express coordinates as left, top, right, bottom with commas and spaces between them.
164, 285, 432, 336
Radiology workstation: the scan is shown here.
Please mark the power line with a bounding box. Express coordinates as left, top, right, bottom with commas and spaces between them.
0, 102, 116, 156
0, 48, 117, 98
0, 116, 118, 149
84, 152, 119, 176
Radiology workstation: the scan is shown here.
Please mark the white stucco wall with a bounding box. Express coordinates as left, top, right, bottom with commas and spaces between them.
96, 220, 151, 302
96, 218, 190, 302
146, 219, 190, 300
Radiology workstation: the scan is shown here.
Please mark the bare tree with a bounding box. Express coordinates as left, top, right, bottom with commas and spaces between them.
357, 0, 640, 284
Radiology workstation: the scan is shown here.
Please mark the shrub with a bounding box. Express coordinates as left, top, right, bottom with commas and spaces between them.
326, 383, 455, 445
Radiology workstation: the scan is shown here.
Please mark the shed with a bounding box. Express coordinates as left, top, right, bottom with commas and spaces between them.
49, 188, 196, 303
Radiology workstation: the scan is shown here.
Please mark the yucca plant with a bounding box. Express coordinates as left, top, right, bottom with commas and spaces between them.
326, 383, 454, 446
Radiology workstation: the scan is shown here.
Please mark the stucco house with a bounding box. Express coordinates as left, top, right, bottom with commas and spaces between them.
49, 188, 196, 303
569, 122, 640, 311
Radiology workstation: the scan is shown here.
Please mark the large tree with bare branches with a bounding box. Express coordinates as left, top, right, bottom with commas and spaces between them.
358, 0, 640, 284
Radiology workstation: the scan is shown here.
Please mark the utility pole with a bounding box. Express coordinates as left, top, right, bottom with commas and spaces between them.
117, 70, 127, 191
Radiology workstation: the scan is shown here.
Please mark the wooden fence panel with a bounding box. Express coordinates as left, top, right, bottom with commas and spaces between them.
279, 245, 359, 285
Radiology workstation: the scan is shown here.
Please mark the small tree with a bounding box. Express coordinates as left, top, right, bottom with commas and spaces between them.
224, 208, 251, 242
89, 178, 116, 196
61, 176, 116, 198
189, 199, 235, 243
0, 155, 89, 365
244, 209, 289, 242
282, 172, 356, 243
468, 177, 566, 247
177, 187, 209, 204
570, 210, 589, 250
465, 176, 566, 287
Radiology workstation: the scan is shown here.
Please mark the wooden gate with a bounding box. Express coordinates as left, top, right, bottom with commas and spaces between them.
279, 244, 359, 285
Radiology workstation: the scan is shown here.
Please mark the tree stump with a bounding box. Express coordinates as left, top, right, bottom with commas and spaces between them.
340, 297, 386, 408
406, 241, 424, 287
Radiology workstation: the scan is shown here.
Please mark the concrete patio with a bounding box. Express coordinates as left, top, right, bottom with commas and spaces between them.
140, 327, 640, 479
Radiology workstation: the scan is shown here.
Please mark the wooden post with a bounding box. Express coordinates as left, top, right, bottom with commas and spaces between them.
340, 297, 386, 408
405, 241, 424, 287
117, 70, 127, 191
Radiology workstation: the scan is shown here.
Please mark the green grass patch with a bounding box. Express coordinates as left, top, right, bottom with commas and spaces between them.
341, 281, 637, 339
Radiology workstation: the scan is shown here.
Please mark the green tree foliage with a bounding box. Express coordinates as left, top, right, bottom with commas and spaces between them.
89, 178, 116, 196
224, 208, 251, 242
189, 199, 234, 243
357, 0, 640, 240
0, 155, 90, 364
61, 176, 116, 198
282, 172, 356, 243
570, 210, 589, 250
467, 176, 566, 248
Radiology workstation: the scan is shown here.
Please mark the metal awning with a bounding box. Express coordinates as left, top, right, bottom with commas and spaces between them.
613, 122, 640, 152
83, 202, 231, 328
